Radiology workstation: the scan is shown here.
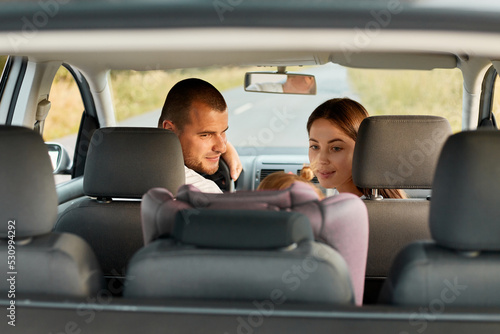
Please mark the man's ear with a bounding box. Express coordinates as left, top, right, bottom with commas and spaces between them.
162, 120, 176, 132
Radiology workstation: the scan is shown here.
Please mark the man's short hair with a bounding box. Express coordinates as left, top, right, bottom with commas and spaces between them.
158, 78, 227, 129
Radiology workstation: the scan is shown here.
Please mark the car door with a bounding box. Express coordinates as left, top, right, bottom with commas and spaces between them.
0, 57, 100, 204
479, 65, 500, 128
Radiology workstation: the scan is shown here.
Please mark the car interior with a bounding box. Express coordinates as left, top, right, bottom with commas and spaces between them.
1, 1, 500, 333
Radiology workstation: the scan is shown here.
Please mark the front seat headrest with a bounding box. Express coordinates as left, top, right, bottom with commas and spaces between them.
84, 127, 185, 198
431, 130, 500, 251
353, 115, 452, 189
0, 125, 58, 238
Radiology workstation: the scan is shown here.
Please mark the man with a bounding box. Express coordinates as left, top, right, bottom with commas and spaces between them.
158, 78, 242, 193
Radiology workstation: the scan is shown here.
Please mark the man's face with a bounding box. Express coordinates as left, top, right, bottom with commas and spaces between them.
283, 75, 315, 94
170, 101, 228, 175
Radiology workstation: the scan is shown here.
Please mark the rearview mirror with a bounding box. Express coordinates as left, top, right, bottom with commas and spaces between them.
244, 72, 316, 95
46, 142, 72, 174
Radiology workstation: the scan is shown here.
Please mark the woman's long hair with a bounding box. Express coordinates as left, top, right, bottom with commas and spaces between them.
307, 98, 406, 199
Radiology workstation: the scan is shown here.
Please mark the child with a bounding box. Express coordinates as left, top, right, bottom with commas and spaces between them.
257, 166, 325, 199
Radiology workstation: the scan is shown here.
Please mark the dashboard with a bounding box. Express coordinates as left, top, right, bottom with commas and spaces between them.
235, 150, 336, 197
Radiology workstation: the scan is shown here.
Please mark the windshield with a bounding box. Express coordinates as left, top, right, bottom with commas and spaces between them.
110, 64, 463, 152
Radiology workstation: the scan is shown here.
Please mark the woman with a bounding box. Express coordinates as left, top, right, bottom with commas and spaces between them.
307, 98, 406, 199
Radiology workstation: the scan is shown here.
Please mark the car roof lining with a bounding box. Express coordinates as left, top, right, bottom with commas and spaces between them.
332, 52, 457, 70
4, 28, 500, 71
25, 51, 458, 72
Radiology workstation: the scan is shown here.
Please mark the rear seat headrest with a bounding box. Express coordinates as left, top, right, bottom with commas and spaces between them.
431, 130, 500, 251
173, 209, 313, 249
141, 182, 365, 247
352, 116, 452, 189
0, 126, 57, 238
141, 182, 322, 245
84, 127, 185, 198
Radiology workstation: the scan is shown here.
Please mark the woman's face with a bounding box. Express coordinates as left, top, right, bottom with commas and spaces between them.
308, 118, 360, 195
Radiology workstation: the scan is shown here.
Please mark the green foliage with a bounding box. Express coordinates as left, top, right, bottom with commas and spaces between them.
0, 56, 7, 74
347, 68, 463, 132
493, 78, 500, 124
44, 66, 257, 139
43, 67, 84, 141
110, 66, 258, 122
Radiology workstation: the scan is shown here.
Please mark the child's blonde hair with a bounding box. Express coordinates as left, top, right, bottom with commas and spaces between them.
257, 165, 324, 199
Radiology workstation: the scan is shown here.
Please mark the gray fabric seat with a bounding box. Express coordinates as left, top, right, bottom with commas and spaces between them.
351, 115, 452, 303
124, 183, 362, 305
379, 130, 500, 306
0, 126, 103, 298
54, 127, 185, 280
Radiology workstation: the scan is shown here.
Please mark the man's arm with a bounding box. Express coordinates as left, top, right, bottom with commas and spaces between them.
222, 141, 242, 181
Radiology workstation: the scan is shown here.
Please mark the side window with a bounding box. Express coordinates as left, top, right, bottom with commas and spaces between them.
0, 56, 6, 74
493, 73, 500, 128
0, 55, 8, 104
43, 66, 85, 183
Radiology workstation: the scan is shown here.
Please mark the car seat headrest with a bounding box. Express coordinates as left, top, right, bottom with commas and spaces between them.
352, 116, 452, 189
431, 130, 500, 251
172, 209, 313, 249
0, 126, 57, 238
84, 127, 185, 198
141, 181, 364, 246
141, 182, 320, 245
